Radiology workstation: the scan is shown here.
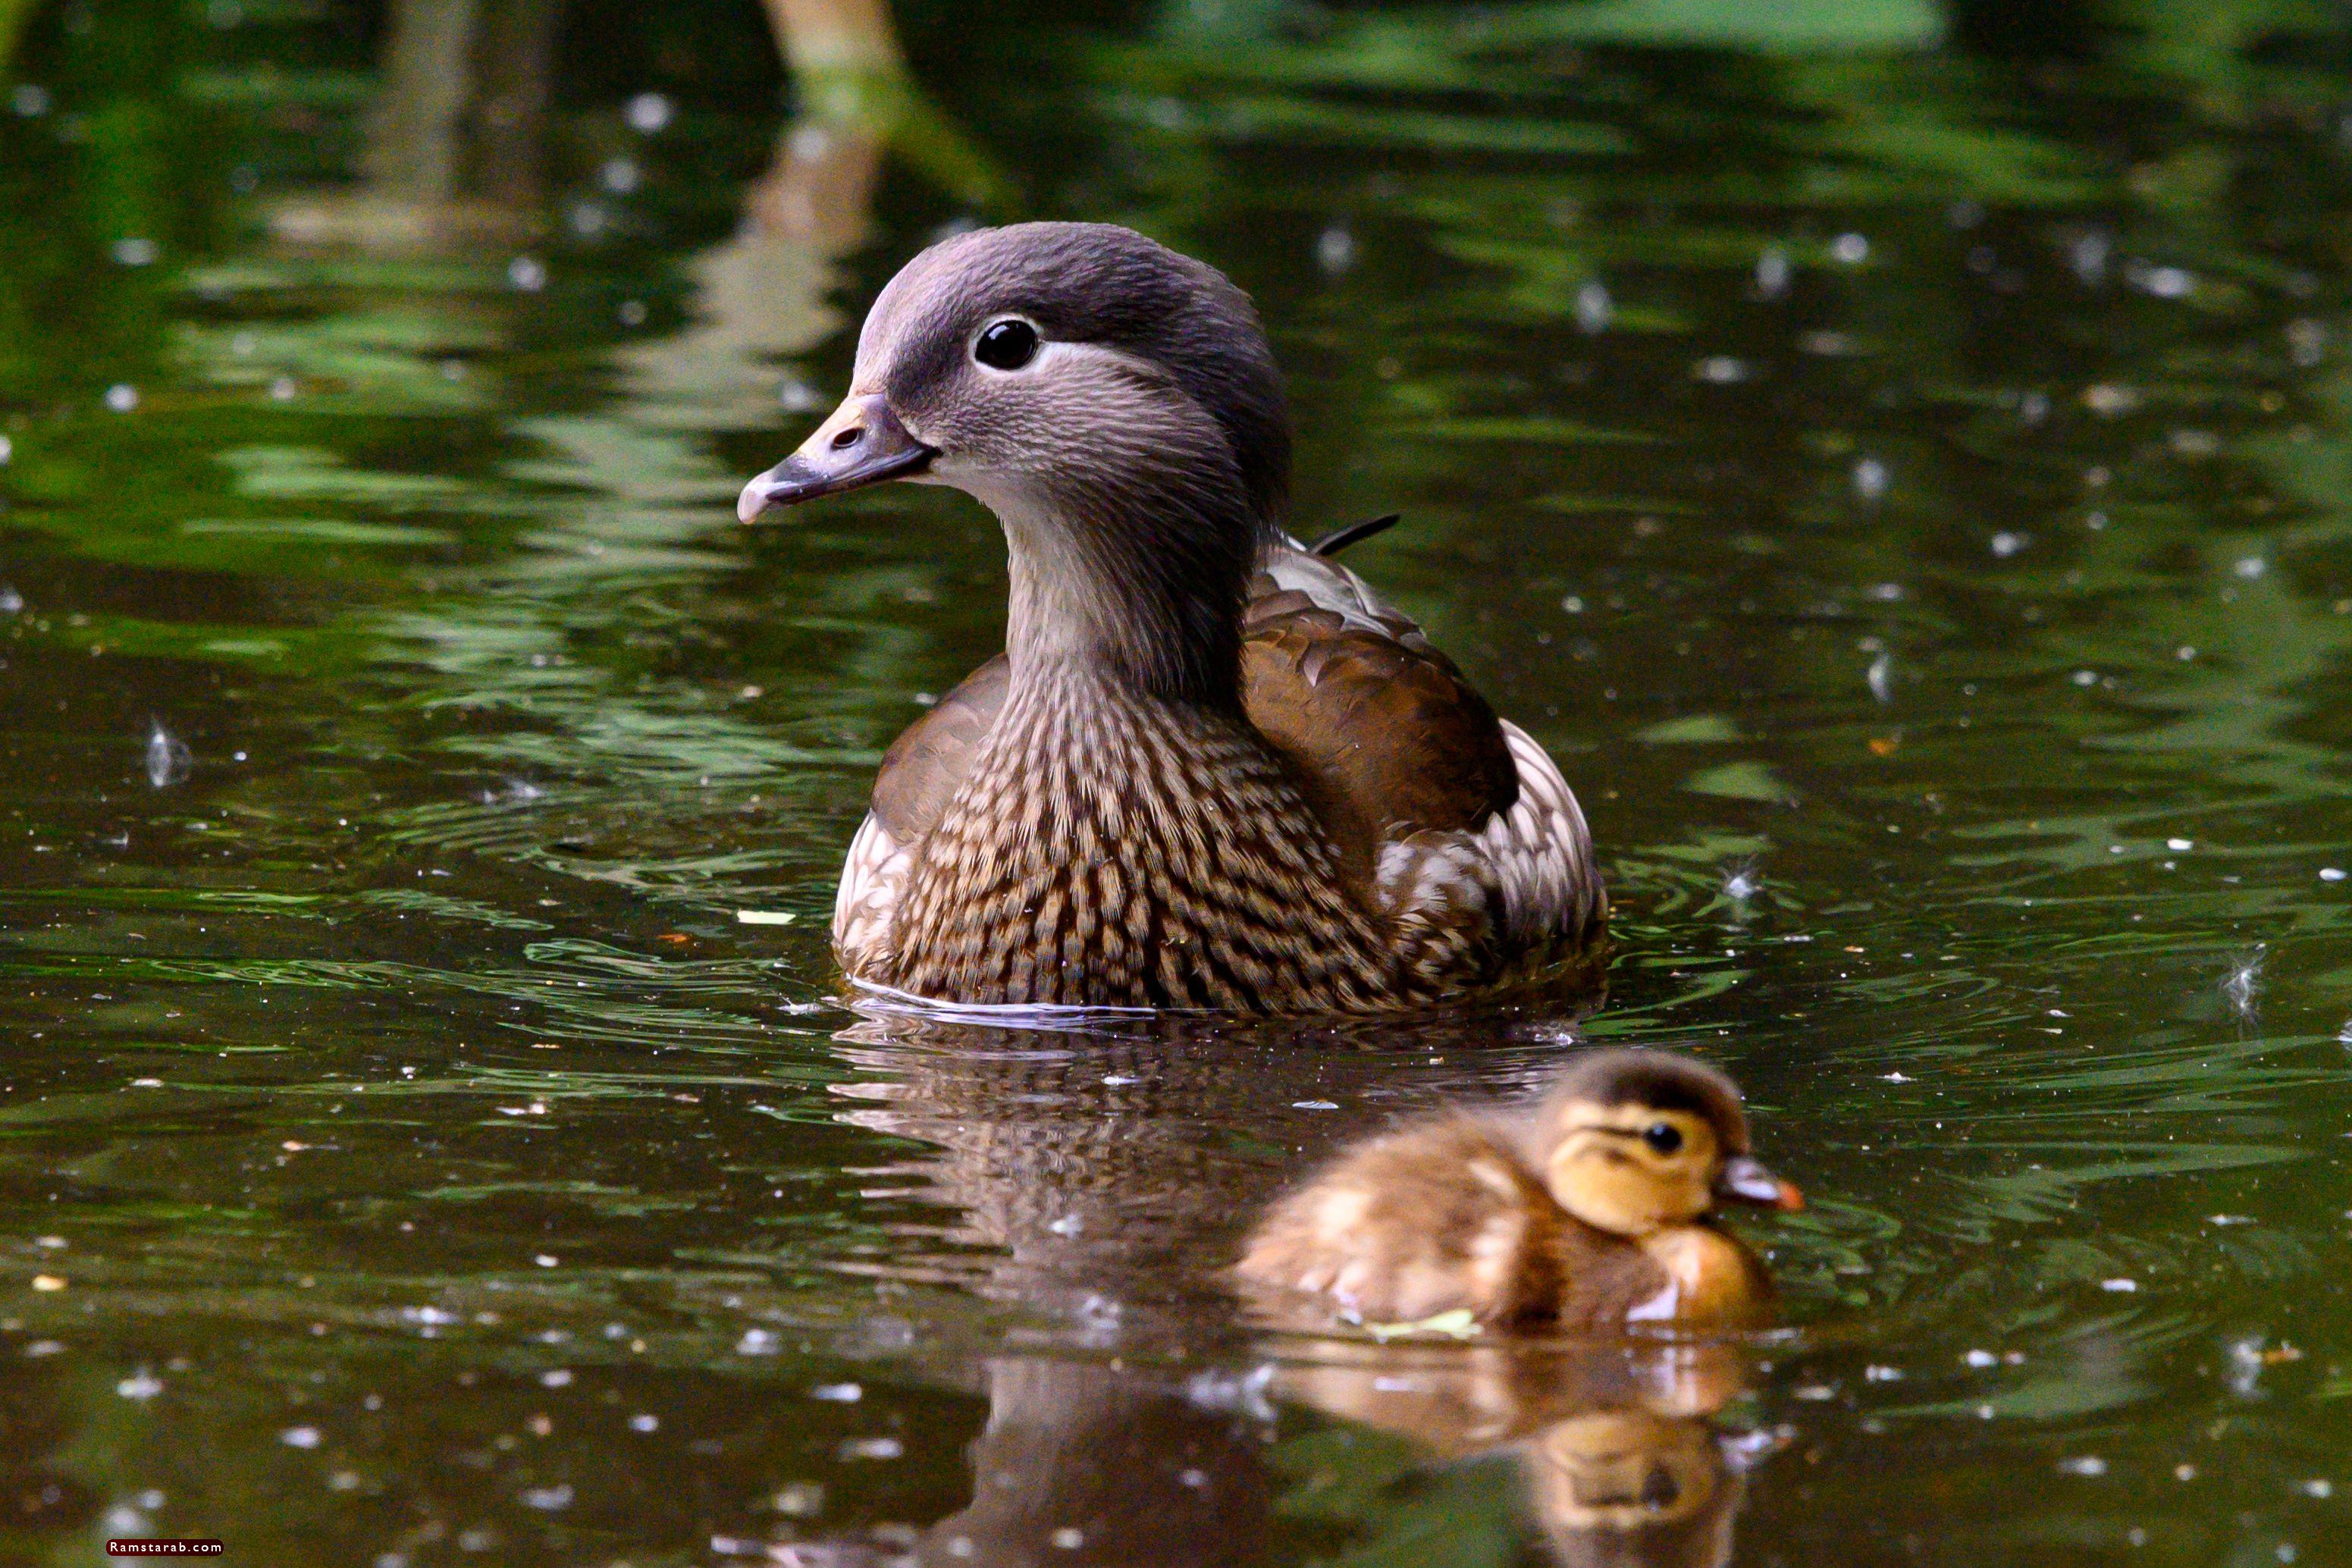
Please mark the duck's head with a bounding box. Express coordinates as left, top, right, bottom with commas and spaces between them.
1533, 1050, 1802, 1238
737, 222, 1288, 698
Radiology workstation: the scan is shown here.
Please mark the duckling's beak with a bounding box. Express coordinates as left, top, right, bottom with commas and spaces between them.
1714, 1156, 1805, 1212
737, 394, 936, 522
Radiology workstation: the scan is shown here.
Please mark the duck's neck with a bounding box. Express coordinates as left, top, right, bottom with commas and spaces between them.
987, 478, 1262, 709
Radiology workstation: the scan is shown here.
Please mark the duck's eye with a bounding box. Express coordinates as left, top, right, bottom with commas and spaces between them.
1642, 1123, 1683, 1156
974, 318, 1040, 371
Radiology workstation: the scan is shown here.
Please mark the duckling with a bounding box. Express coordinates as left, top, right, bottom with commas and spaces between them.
1234, 1049, 1802, 1331
737, 221, 1605, 1011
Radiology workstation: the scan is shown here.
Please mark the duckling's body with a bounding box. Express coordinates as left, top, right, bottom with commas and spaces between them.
1235, 1050, 1799, 1331
738, 223, 1604, 1011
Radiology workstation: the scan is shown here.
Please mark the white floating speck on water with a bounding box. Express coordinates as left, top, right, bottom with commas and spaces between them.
735, 910, 795, 925
2137, 264, 2194, 299
1696, 356, 1747, 384
1867, 653, 1893, 704
0, 434, 11, 463
2072, 670, 2098, 686
268, 377, 296, 402
2168, 837, 2194, 851
1101, 1074, 1139, 1086
2300, 1480, 2334, 1499
1292, 1099, 1338, 1111
11, 84, 50, 116
2289, 318, 2328, 366
105, 384, 139, 412
2207, 1215, 2253, 1226
0, 585, 20, 614
116, 1369, 163, 1400
1052, 1529, 1086, 1550
811, 1383, 861, 1402
2100, 1278, 2137, 1293
2068, 230, 2110, 284
1047, 1214, 1083, 1236
1830, 232, 1870, 264
1316, 224, 1356, 275
735, 1329, 779, 1356
520, 1485, 572, 1512
1755, 246, 1790, 297
2222, 948, 2263, 1011
629, 1413, 657, 1432
2322, 867, 2347, 882
2019, 390, 2050, 424
1881, 1072, 1911, 1083
281, 1425, 321, 1449
599, 157, 641, 194
533, 1253, 558, 1268
1852, 457, 1888, 499
507, 256, 547, 293
2057, 1456, 2107, 1476
618, 299, 648, 327
145, 723, 191, 788
1990, 531, 2027, 557
624, 92, 673, 133
1721, 864, 1760, 902
839, 1437, 902, 1460
2235, 556, 2266, 579
1964, 1349, 1997, 1368
1573, 281, 1612, 334
110, 237, 156, 267
540, 1369, 572, 1387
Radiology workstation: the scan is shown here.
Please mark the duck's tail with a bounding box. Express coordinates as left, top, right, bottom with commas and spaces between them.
1306, 513, 1400, 558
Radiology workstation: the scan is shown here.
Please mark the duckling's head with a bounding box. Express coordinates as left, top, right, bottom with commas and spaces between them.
738, 222, 1289, 698
1533, 1051, 1802, 1238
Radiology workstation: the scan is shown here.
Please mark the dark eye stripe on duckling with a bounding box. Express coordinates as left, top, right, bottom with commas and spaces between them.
1541, 1051, 1751, 1154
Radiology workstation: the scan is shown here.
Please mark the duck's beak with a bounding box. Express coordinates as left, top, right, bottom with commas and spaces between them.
736, 394, 936, 522
1714, 1156, 1805, 1212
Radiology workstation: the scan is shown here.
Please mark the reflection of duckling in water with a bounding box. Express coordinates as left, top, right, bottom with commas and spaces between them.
1271, 1338, 1764, 1568
1236, 1049, 1803, 1331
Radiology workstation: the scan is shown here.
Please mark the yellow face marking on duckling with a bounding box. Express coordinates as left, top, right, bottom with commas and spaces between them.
1541, 1102, 1721, 1237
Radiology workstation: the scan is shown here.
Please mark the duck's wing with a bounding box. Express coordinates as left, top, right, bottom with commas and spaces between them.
1243, 543, 1605, 954
833, 654, 1009, 971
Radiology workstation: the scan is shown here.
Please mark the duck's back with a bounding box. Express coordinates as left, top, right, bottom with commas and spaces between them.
831, 540, 1605, 1010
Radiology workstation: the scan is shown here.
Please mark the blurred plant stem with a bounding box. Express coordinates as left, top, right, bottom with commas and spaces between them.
0, 0, 36, 76
762, 0, 1006, 208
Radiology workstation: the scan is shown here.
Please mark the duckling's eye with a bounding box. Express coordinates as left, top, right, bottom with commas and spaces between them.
974, 318, 1040, 371
1642, 1123, 1683, 1156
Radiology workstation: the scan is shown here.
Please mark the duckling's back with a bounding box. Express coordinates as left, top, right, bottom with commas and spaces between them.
1235, 1112, 1575, 1326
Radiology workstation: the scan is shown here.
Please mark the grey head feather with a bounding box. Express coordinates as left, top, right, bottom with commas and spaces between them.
868, 221, 1291, 527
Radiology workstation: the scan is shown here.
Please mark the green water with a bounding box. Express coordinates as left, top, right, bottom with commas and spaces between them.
4, 0, 2352, 1562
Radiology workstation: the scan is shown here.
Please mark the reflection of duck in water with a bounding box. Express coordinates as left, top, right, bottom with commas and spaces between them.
738, 221, 1606, 1011
1237, 1050, 1802, 1330
1272, 1338, 1764, 1568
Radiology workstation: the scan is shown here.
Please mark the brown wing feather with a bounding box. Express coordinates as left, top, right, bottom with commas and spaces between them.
869, 653, 1010, 845
1240, 591, 1517, 842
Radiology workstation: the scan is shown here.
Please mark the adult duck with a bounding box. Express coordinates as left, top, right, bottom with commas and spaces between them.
738, 221, 1604, 1011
